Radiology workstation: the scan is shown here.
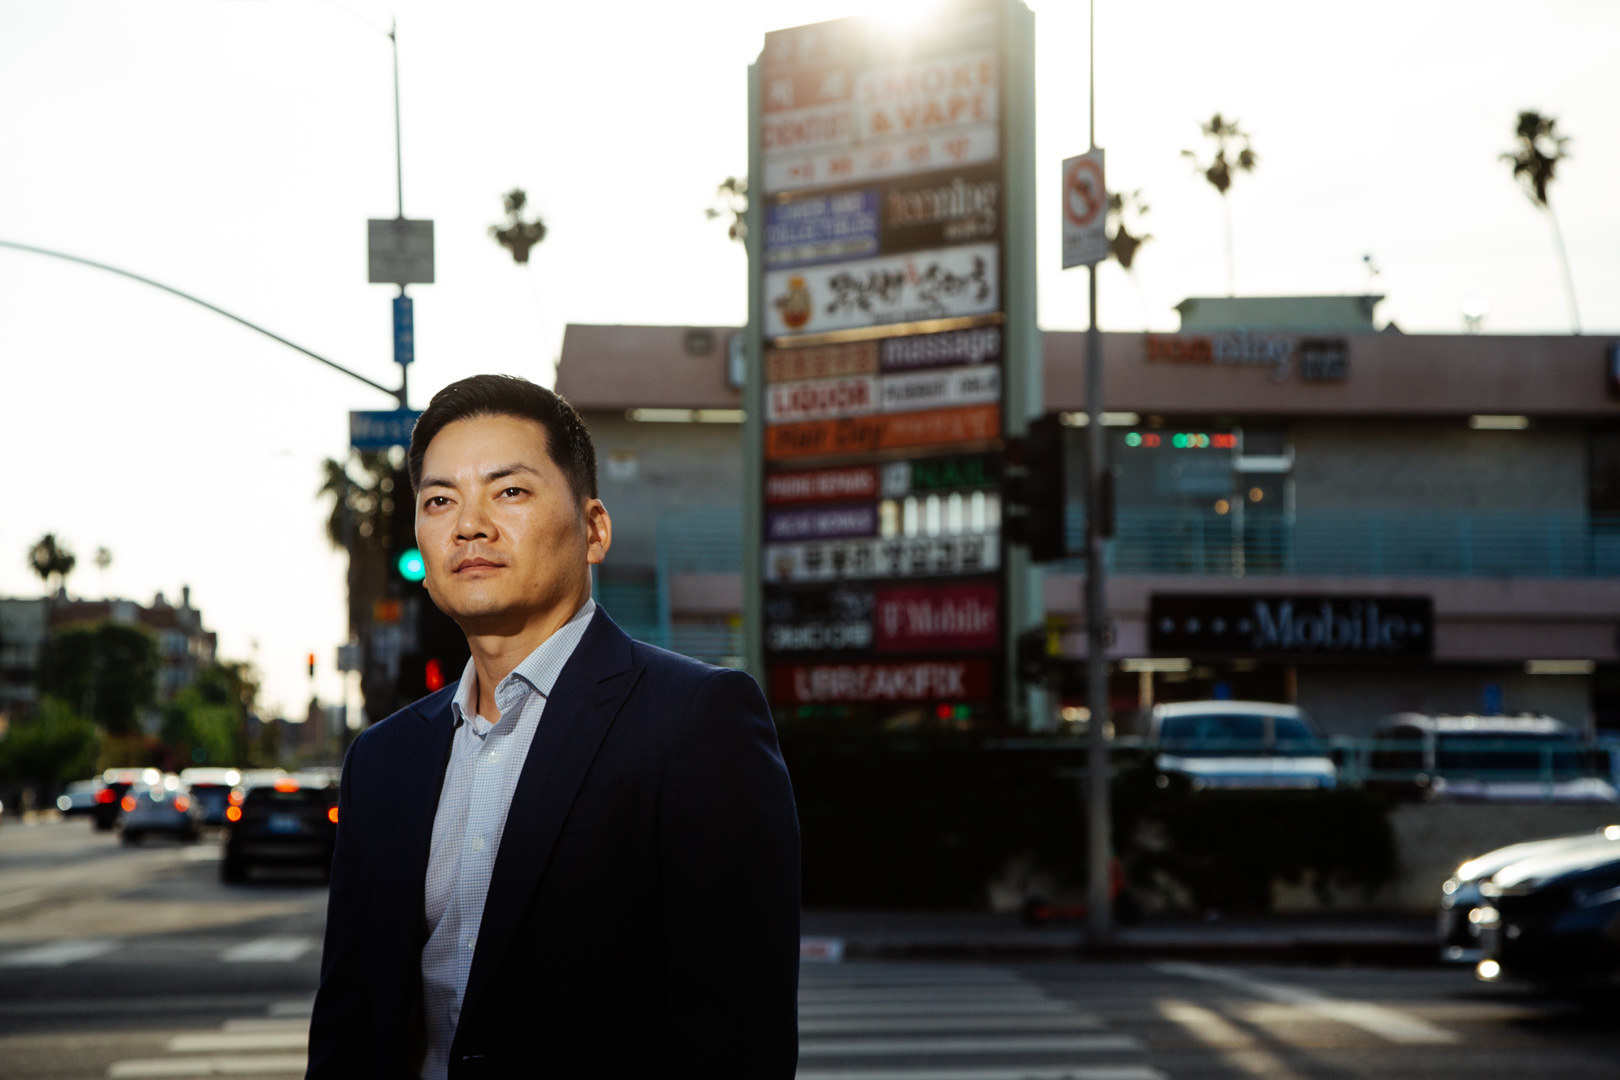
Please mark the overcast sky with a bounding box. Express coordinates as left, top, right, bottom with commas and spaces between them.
2, 0, 1616, 717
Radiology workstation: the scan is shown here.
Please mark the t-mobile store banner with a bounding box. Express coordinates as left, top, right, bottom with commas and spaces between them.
873, 581, 998, 652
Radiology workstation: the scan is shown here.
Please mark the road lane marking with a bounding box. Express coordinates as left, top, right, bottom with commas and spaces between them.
0, 888, 44, 913
221, 1019, 309, 1033
796, 1069, 1168, 1080
1156, 961, 1459, 1045
799, 986, 1052, 1003
800, 1034, 1141, 1056
220, 936, 314, 962
0, 937, 118, 967
168, 1031, 308, 1053
107, 1053, 307, 1077
180, 846, 221, 862
267, 1000, 313, 1018
802, 1014, 1104, 1034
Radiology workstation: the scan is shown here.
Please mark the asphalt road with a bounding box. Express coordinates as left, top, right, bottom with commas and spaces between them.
4, 817, 1620, 1079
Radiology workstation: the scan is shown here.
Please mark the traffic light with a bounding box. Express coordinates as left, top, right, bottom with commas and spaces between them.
306, 653, 316, 678
1003, 412, 1068, 562
386, 466, 420, 588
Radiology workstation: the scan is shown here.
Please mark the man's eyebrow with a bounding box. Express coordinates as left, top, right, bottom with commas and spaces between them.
418, 462, 540, 491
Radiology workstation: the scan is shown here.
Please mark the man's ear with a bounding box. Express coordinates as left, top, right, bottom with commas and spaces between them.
584, 499, 612, 565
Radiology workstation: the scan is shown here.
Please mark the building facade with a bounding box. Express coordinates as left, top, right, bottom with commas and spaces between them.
556, 302, 1620, 736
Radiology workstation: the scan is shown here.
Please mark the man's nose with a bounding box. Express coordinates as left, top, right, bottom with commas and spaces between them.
455, 502, 494, 541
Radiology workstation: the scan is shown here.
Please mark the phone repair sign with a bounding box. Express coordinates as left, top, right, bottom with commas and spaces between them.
1061, 149, 1107, 269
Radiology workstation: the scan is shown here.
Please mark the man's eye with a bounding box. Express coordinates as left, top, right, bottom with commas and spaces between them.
424, 496, 449, 509
500, 487, 526, 498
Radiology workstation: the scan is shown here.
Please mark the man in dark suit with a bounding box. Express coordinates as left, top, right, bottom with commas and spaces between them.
307, 374, 800, 1080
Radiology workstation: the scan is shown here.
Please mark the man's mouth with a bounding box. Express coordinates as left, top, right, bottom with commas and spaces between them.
454, 557, 503, 573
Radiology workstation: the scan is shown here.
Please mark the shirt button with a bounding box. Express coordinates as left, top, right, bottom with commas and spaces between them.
488, 750, 499, 763
470, 837, 485, 853
465, 937, 476, 950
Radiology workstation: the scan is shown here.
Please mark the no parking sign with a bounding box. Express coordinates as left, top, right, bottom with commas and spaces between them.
1061, 149, 1108, 268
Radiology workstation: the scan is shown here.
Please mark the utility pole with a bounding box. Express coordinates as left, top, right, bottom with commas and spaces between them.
1083, 0, 1114, 943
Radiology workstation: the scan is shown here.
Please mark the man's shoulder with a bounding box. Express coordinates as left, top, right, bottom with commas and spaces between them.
625, 636, 747, 687
351, 685, 456, 751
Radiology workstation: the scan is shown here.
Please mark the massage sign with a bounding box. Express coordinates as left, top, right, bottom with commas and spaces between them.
754, 4, 1018, 723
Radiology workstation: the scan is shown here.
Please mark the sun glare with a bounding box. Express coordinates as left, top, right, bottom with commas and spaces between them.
868, 0, 952, 34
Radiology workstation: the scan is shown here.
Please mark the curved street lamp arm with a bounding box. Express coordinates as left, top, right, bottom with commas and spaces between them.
0, 238, 403, 406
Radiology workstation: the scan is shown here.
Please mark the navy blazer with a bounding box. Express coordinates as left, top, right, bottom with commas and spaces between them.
306, 609, 800, 1080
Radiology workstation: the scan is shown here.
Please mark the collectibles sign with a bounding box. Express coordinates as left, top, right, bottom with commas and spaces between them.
765, 242, 999, 338
754, 3, 1023, 722
1149, 594, 1434, 660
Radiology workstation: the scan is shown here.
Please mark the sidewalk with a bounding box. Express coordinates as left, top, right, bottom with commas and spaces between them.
801, 909, 1442, 965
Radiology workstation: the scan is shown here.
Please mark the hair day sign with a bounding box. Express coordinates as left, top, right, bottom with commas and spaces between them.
1148, 594, 1433, 660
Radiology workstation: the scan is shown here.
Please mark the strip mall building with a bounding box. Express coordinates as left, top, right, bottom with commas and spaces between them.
556, 296, 1620, 737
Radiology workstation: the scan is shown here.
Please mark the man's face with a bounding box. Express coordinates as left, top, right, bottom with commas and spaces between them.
415, 413, 609, 636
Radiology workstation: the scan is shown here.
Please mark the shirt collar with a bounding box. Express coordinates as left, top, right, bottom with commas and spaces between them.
450, 597, 597, 726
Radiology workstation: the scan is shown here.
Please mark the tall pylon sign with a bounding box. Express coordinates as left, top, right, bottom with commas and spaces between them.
743, 0, 1041, 729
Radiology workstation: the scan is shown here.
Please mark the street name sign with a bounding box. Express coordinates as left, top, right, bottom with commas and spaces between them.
349, 409, 422, 450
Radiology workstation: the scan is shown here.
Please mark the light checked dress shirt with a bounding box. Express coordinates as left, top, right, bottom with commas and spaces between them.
418, 598, 596, 1080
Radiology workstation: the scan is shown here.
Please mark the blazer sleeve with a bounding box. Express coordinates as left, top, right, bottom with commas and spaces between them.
658, 667, 801, 1079
305, 739, 373, 1080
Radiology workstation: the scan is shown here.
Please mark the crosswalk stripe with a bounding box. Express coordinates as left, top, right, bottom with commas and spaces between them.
220, 1019, 309, 1034
107, 1053, 307, 1077
267, 1001, 313, 1018
1157, 961, 1459, 1046
801, 1000, 1074, 1017
800, 1034, 1141, 1056
0, 937, 118, 967
220, 937, 315, 963
803, 1014, 1104, 1034
796, 1068, 1169, 1080
168, 1031, 308, 1053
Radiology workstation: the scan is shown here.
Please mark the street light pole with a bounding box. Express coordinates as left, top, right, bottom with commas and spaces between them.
388, 16, 410, 410
1083, 0, 1115, 943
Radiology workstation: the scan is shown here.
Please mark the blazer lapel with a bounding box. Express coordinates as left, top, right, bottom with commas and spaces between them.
458, 610, 641, 1020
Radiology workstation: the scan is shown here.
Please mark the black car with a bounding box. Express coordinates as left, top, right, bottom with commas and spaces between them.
1475, 836, 1620, 986
222, 775, 338, 883
93, 768, 157, 831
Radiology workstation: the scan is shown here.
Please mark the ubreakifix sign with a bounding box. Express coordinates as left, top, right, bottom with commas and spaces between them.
771, 658, 995, 703
1149, 594, 1433, 660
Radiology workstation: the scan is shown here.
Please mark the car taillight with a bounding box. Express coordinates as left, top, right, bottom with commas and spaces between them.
274, 778, 300, 793
327, 806, 339, 824
226, 806, 242, 822
96, 789, 116, 804
120, 796, 135, 812
228, 789, 245, 806
173, 796, 190, 812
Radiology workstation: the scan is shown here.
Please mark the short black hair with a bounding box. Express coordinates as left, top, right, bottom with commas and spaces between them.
407, 374, 598, 503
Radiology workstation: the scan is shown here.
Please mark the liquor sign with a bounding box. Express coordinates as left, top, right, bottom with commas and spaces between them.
754, 2, 1028, 719
1148, 594, 1434, 660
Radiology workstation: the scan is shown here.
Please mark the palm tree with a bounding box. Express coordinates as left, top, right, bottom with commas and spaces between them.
1502, 110, 1580, 334
1182, 113, 1257, 295
489, 188, 548, 265
1107, 189, 1153, 325
706, 176, 749, 246
28, 533, 76, 597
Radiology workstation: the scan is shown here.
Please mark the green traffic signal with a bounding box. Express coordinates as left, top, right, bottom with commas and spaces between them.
397, 547, 426, 582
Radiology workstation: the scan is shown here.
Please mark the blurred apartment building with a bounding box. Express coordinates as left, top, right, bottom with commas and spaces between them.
0, 585, 217, 727
560, 297, 1620, 737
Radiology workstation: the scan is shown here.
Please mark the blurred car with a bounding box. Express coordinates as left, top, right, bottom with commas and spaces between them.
1366, 714, 1616, 803
222, 774, 338, 883
177, 767, 243, 827
1148, 700, 1337, 790
118, 777, 204, 845
55, 778, 106, 817
1475, 834, 1620, 987
94, 767, 161, 831
1438, 825, 1620, 963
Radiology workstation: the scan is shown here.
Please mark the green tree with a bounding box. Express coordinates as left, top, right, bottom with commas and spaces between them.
0, 697, 102, 792
36, 622, 159, 736
160, 661, 257, 766
28, 533, 77, 596
1502, 110, 1580, 333
1182, 113, 1258, 295
318, 451, 410, 725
